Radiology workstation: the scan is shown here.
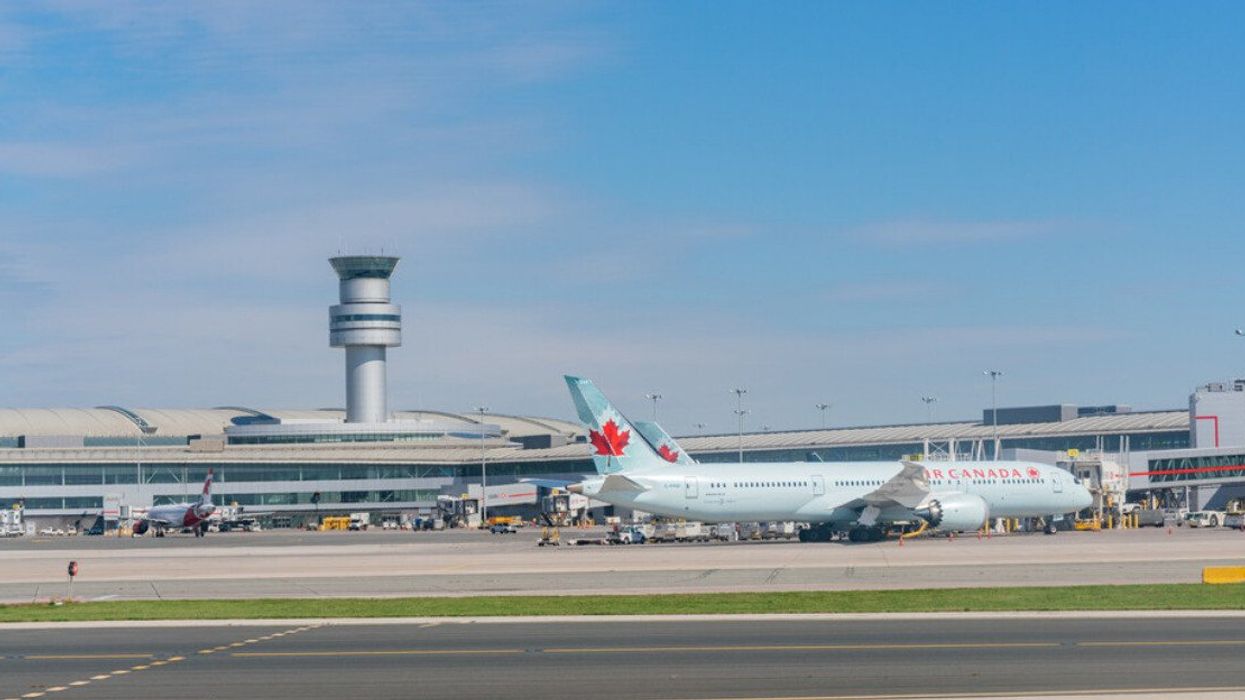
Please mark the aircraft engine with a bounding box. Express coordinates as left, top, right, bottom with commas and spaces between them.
913, 493, 988, 532
132, 520, 150, 535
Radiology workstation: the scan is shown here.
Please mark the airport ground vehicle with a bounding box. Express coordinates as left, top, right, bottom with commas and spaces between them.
1183, 510, 1224, 528
1225, 512, 1245, 530
489, 522, 518, 534
652, 521, 710, 543
348, 512, 370, 531
607, 526, 647, 544
2, 509, 26, 537
1133, 508, 1167, 527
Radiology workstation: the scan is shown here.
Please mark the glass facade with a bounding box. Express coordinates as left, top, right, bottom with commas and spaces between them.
0, 461, 596, 487
1145, 453, 1245, 483
153, 489, 440, 507
227, 432, 444, 445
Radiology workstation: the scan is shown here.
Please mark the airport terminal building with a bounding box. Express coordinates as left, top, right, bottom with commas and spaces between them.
3, 255, 1245, 523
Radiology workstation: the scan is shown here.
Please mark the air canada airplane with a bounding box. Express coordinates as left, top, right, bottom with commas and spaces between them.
133, 469, 216, 538
564, 376, 1093, 542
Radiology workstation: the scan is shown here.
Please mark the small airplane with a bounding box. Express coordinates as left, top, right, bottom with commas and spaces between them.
132, 469, 216, 538
563, 376, 1093, 542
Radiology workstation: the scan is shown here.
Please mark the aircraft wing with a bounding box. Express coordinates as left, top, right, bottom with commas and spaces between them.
861, 461, 930, 509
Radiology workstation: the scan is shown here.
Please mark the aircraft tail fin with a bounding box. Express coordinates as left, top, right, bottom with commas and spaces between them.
200, 469, 214, 506
564, 376, 663, 474
633, 420, 695, 465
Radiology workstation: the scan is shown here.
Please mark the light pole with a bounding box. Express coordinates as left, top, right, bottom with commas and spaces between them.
731, 388, 748, 463
644, 393, 663, 422
816, 402, 832, 429
921, 396, 938, 423
474, 405, 489, 526
983, 371, 1003, 459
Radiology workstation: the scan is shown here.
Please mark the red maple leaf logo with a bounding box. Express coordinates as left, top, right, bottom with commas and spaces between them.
1027, 467, 1040, 478
589, 418, 630, 457
657, 444, 680, 463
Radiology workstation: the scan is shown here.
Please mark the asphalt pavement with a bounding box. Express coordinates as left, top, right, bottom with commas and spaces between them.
4, 616, 1245, 699
2, 527, 1243, 602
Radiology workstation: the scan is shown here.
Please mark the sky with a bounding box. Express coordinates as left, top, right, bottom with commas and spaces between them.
2, 1, 1244, 435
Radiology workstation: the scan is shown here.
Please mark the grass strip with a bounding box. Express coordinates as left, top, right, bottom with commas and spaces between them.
3, 584, 1243, 623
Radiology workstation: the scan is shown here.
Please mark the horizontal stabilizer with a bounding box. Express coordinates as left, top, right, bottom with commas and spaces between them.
599, 474, 649, 493
520, 478, 575, 491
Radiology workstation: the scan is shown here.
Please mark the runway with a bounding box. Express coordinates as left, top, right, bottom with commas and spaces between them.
1, 527, 1243, 602
4, 616, 1245, 699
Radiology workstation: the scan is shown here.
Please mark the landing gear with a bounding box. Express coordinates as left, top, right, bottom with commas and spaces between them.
799, 524, 835, 542
1043, 518, 1058, 535
848, 526, 885, 543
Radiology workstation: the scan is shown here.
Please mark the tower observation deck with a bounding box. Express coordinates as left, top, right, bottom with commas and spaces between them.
329, 256, 401, 424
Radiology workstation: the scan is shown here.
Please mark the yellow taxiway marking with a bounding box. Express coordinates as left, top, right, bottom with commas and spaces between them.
109, 670, 129, 675
198, 649, 214, 654
674, 686, 1245, 700
67, 682, 89, 687
1080, 639, 1245, 647
26, 654, 152, 660
167, 656, 185, 662
543, 642, 1060, 654
88, 675, 110, 681
129, 664, 150, 671
148, 660, 168, 667
20, 693, 45, 698
234, 649, 526, 658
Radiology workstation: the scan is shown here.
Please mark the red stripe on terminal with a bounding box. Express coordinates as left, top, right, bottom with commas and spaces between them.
1194, 415, 1220, 448
1129, 463, 1245, 477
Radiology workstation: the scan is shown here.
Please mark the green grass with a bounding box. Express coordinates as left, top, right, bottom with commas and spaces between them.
3, 584, 1244, 622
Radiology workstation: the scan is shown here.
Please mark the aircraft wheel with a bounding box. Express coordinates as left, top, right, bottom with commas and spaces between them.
798, 529, 811, 543
1044, 519, 1058, 535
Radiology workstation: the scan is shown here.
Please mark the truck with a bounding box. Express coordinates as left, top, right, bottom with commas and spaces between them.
1183, 510, 1224, 528
348, 512, 371, 531
607, 526, 647, 545
0, 508, 23, 537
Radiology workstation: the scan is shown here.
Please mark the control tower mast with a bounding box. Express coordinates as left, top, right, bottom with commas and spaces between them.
329, 256, 401, 424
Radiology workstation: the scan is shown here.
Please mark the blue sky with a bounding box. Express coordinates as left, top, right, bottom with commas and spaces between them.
2, 2, 1244, 433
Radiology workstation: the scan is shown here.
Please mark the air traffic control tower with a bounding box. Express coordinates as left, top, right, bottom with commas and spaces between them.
329, 256, 401, 424
221, 253, 503, 445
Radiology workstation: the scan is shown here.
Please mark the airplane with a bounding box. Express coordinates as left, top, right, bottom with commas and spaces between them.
564, 376, 1093, 542
132, 469, 216, 538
